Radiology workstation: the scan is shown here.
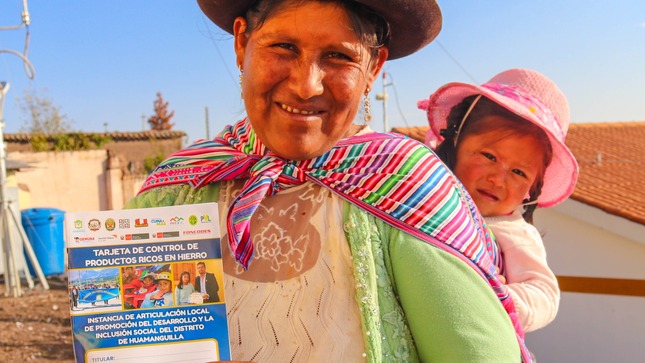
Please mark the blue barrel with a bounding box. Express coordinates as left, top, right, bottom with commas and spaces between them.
21, 208, 66, 276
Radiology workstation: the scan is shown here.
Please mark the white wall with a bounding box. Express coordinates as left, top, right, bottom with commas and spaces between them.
527, 200, 645, 362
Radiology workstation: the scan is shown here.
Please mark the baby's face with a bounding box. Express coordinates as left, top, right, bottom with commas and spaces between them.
454, 115, 546, 216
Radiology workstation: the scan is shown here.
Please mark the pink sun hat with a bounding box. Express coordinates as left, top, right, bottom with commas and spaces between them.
417, 68, 579, 208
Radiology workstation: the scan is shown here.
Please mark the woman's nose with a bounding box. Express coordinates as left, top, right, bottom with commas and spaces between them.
291, 61, 324, 99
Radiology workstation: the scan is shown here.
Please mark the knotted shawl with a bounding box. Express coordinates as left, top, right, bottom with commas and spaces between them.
139, 118, 531, 361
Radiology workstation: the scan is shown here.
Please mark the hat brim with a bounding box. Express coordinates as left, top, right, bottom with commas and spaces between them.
426, 83, 579, 207
196, 0, 441, 60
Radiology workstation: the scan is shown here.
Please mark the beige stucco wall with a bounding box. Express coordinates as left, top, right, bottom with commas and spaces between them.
8, 150, 147, 214
9, 150, 109, 213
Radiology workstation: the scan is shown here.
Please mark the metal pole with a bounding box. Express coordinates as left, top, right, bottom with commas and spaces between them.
0, 82, 21, 296
10, 209, 47, 290
0, 82, 49, 296
1, 2, 45, 296
382, 72, 388, 132
205, 107, 210, 140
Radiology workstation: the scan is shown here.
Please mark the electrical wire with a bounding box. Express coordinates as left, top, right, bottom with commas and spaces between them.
0, 49, 34, 79
199, 15, 238, 91
0, 0, 35, 79
436, 40, 478, 84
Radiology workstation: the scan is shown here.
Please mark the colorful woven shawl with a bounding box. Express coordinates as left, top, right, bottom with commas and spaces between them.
139, 118, 531, 361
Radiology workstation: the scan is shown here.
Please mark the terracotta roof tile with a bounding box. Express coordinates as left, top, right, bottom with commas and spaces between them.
392, 122, 645, 225
566, 122, 645, 225
3, 130, 186, 142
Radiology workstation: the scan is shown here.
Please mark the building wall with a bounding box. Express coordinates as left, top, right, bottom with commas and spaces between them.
5, 150, 147, 279
4, 132, 185, 175
8, 150, 144, 213
527, 200, 645, 362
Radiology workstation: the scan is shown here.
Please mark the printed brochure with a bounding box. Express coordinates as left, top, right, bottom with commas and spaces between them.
65, 203, 230, 362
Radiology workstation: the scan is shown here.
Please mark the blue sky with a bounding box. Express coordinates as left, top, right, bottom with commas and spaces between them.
1, 1, 643, 144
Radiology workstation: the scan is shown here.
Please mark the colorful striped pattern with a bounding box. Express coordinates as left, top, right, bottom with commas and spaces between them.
139, 118, 530, 360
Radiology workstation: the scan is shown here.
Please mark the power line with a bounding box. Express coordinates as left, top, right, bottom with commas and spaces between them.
199, 16, 237, 90
436, 40, 478, 84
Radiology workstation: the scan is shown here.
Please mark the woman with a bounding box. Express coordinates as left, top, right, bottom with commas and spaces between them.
126, 0, 530, 361
175, 271, 195, 305
141, 272, 174, 308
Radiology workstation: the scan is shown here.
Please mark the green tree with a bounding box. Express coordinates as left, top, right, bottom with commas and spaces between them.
18, 88, 73, 134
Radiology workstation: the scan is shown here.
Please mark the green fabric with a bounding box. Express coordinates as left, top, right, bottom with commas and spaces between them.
126, 184, 520, 362
343, 203, 420, 362
124, 184, 220, 209
387, 219, 520, 362
344, 203, 519, 362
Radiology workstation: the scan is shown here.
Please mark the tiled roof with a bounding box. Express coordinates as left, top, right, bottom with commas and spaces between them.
392, 122, 645, 225
4, 130, 186, 142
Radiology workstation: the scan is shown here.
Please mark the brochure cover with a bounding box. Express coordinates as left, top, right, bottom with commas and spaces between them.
65, 203, 230, 362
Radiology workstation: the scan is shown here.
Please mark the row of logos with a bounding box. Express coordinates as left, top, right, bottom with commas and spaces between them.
73, 214, 213, 233
73, 229, 214, 243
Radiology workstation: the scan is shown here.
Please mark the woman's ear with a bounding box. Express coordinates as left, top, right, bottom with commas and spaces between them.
366, 47, 388, 88
233, 17, 248, 68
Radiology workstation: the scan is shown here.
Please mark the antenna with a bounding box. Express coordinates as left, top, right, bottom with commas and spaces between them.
1, 0, 48, 297
0, 0, 35, 80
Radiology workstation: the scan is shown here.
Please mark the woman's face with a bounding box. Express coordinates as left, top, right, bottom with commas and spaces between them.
453, 115, 546, 217
158, 280, 171, 293
182, 274, 190, 284
234, 1, 387, 160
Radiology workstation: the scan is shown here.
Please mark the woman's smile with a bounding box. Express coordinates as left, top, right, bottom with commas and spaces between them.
279, 102, 321, 116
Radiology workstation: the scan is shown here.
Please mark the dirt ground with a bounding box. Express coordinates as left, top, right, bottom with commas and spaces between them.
0, 278, 75, 362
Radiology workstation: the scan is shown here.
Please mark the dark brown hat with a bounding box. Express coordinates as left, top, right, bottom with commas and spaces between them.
196, 0, 442, 59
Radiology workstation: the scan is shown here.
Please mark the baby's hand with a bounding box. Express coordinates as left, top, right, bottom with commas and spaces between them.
495, 267, 507, 284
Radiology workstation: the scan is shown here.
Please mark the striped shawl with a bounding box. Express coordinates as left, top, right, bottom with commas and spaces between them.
139, 118, 531, 361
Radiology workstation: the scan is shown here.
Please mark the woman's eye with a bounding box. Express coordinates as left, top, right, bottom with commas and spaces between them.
273, 43, 296, 51
327, 52, 352, 61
